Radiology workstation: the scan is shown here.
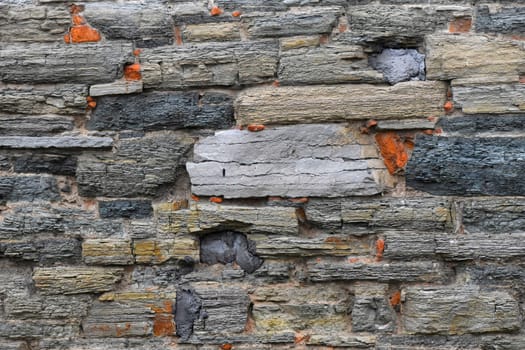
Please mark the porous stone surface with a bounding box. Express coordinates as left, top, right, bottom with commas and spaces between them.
2, 1, 525, 348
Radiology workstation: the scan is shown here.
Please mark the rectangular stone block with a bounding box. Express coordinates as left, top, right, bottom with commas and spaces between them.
160, 202, 299, 236
33, 267, 123, 295
98, 200, 152, 219
88, 91, 233, 131
406, 135, 525, 196
244, 7, 340, 38
308, 334, 376, 348
4, 293, 90, 320
425, 35, 525, 80
89, 80, 143, 97
0, 4, 70, 42
187, 124, 383, 198
307, 259, 450, 282
83, 2, 174, 47
82, 239, 134, 265
0, 84, 88, 115
352, 284, 395, 333
0, 321, 77, 340
278, 43, 383, 85
0, 42, 134, 84
235, 81, 447, 125
77, 132, 193, 197
0, 114, 74, 136
460, 197, 525, 233
475, 5, 525, 34
403, 286, 521, 335
0, 176, 60, 202
0, 238, 81, 264
452, 82, 525, 114
183, 22, 241, 42
438, 114, 525, 135
435, 233, 525, 260
0, 136, 113, 149
10, 153, 77, 176
141, 41, 278, 89
133, 238, 199, 264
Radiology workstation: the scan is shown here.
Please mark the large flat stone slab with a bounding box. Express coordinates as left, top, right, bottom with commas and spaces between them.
187, 124, 383, 198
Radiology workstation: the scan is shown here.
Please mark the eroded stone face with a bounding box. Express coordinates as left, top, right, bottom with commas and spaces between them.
369, 49, 425, 85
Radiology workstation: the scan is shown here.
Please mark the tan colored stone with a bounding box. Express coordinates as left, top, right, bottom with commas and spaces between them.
33, 267, 123, 295
183, 22, 240, 42
133, 238, 199, 264
82, 239, 133, 265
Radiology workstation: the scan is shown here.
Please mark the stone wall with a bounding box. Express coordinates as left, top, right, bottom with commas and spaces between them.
1, 1, 525, 349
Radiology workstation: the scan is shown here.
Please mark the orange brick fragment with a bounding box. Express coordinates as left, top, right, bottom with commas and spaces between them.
449, 17, 472, 33
210, 6, 223, 16
366, 119, 378, 128
444, 101, 454, 113
376, 238, 385, 261
375, 132, 409, 175
86, 96, 96, 109
290, 197, 309, 204
174, 26, 183, 46
124, 63, 142, 81
133, 49, 142, 57
67, 25, 101, 43
247, 124, 265, 132
232, 11, 242, 17
390, 291, 401, 307
220, 344, 233, 350
191, 194, 200, 201
210, 196, 223, 203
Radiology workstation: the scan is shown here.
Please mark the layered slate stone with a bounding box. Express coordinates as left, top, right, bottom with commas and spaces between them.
403, 286, 521, 335
278, 43, 383, 85
352, 284, 395, 333
83, 2, 174, 47
141, 41, 278, 88
0, 115, 74, 136
425, 35, 525, 80
0, 84, 88, 115
0, 136, 113, 149
0, 43, 134, 84
460, 197, 525, 233
452, 80, 525, 114
0, 238, 81, 264
98, 200, 152, 219
235, 81, 446, 125
88, 91, 233, 131
438, 114, 525, 135
0, 176, 60, 202
406, 135, 525, 196
82, 239, 134, 265
187, 124, 383, 198
475, 5, 525, 34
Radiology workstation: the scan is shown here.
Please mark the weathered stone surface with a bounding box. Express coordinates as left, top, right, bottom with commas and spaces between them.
99, 200, 152, 219
215, 0, 347, 12
0, 4, 70, 43
160, 201, 299, 235
308, 334, 376, 348
141, 41, 278, 88
438, 114, 525, 135
375, 118, 437, 131
0, 114, 74, 136
0, 238, 81, 263
77, 132, 193, 197
375, 334, 481, 350
0, 136, 113, 149
133, 238, 199, 264
82, 239, 133, 265
0, 321, 77, 340
467, 263, 525, 288
244, 7, 341, 38
306, 197, 451, 234
307, 259, 450, 282
406, 135, 525, 196
342, 5, 470, 46
183, 22, 241, 42
187, 124, 383, 198
235, 81, 447, 125
425, 35, 525, 80
251, 284, 351, 333
83, 2, 174, 47
369, 49, 425, 85
452, 81, 525, 114
0, 43, 134, 84
252, 234, 370, 257
4, 293, 90, 320
200, 231, 263, 273
460, 197, 525, 233
9, 153, 77, 176
89, 80, 143, 97
403, 286, 521, 335
278, 44, 383, 85
0, 176, 59, 202
88, 91, 233, 131
33, 267, 124, 295
175, 287, 204, 341
0, 84, 87, 115
475, 5, 525, 34
352, 284, 395, 333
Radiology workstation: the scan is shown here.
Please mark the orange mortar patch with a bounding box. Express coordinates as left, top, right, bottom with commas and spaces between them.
247, 124, 265, 132
374, 132, 409, 175
375, 238, 385, 261
390, 290, 401, 307
210, 196, 224, 203
124, 63, 142, 81
175, 26, 183, 46
210, 6, 223, 16
191, 194, 200, 201
86, 96, 96, 109
69, 4, 84, 14
444, 101, 454, 113
519, 75, 525, 84
366, 119, 378, 128
289, 197, 308, 204
150, 301, 175, 336
232, 11, 242, 17
66, 24, 101, 43
449, 17, 472, 33
220, 344, 233, 350
72, 14, 85, 25
294, 332, 311, 344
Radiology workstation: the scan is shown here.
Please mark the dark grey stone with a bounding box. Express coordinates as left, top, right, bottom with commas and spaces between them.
88, 92, 234, 131
352, 297, 395, 332
98, 200, 153, 219
438, 115, 525, 135
460, 198, 525, 234
369, 49, 425, 85
0, 238, 81, 264
406, 135, 525, 196
12, 154, 77, 176
0, 176, 60, 202
175, 287, 204, 341
0, 115, 74, 136
475, 5, 525, 34
200, 231, 263, 274
0, 136, 113, 149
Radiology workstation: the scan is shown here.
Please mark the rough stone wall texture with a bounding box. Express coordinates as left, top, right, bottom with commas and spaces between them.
0, 0, 524, 349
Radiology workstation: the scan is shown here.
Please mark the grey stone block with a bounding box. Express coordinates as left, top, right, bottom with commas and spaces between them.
369, 49, 425, 85
438, 115, 525, 135
187, 124, 383, 198
98, 200, 153, 219
0, 176, 60, 202
11, 153, 77, 176
0, 238, 81, 264
0, 136, 113, 149
0, 114, 74, 136
475, 5, 525, 34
